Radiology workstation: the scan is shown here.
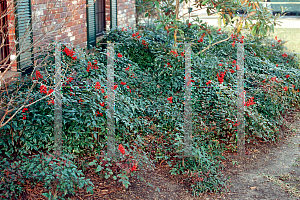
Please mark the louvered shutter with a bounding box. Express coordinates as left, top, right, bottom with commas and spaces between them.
14, 0, 33, 76
86, 0, 96, 49
110, 0, 117, 30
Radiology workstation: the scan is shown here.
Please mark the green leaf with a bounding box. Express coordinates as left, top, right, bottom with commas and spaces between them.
216, 5, 221, 12
208, 34, 212, 45
156, 23, 164, 31
158, 13, 162, 20
178, 29, 184, 34
42, 192, 52, 198
280, 6, 284, 14
95, 165, 103, 173
88, 160, 97, 166
196, 30, 206, 37
86, 186, 94, 194
155, 1, 160, 9
252, 24, 257, 35
224, 14, 231, 24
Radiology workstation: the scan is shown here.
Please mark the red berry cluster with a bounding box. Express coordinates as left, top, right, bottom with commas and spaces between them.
32, 70, 43, 80
245, 97, 255, 107
217, 71, 226, 84
63, 47, 77, 60
118, 144, 138, 172
86, 60, 98, 72
231, 35, 244, 47
170, 50, 179, 57
142, 40, 148, 48
132, 32, 141, 39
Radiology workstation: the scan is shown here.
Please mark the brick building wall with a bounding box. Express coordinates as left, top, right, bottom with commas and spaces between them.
105, 0, 110, 31
4, 0, 136, 72
6, 0, 17, 71
117, 0, 136, 29
104, 0, 136, 31
30, 0, 87, 55
6, 0, 87, 72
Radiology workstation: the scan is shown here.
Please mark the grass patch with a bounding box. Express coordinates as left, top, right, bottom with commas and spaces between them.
223, 27, 300, 59
269, 28, 300, 57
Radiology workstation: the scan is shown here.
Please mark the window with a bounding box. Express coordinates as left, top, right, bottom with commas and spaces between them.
15, 0, 33, 75
86, 0, 115, 48
0, 0, 10, 72
95, 0, 105, 36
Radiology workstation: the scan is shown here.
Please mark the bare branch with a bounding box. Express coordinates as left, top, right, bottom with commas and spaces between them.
197, 27, 237, 55
0, 0, 83, 128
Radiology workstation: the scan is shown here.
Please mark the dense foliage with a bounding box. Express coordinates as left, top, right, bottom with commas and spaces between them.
102, 23, 299, 144
1, 22, 299, 198
0, 151, 93, 199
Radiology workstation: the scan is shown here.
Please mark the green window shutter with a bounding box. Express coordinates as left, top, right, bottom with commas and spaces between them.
14, 0, 33, 76
86, 0, 96, 49
110, 0, 117, 30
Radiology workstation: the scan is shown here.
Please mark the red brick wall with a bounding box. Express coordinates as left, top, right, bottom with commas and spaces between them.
104, 0, 136, 31
105, 0, 111, 31
6, 0, 17, 71
5, 0, 136, 73
117, 0, 136, 29
6, 0, 87, 71
31, 0, 87, 49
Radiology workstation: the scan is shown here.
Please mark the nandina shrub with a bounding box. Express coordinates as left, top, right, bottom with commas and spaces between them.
0, 41, 153, 157
0, 45, 101, 157
0, 41, 152, 194
87, 141, 155, 189
0, 152, 94, 199
96, 23, 299, 194
0, 158, 24, 199
1, 22, 299, 197
99, 24, 300, 145
0, 41, 155, 193
22, 152, 94, 198
168, 138, 228, 196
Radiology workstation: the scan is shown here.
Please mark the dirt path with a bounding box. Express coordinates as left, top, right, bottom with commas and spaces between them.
203, 110, 300, 200
223, 117, 300, 200
104, 110, 300, 200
